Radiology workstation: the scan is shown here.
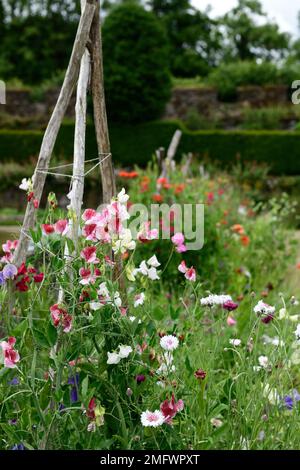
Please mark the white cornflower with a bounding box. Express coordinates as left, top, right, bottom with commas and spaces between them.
160, 335, 179, 352
229, 339, 241, 347
254, 300, 275, 316
258, 355, 269, 368
141, 410, 165, 427
200, 294, 232, 307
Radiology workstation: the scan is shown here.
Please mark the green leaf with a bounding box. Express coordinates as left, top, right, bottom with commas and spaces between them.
185, 355, 193, 373
81, 376, 89, 399
47, 323, 58, 346
32, 329, 50, 348
152, 306, 164, 321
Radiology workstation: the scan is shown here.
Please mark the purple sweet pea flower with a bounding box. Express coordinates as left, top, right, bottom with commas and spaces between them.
68, 373, 79, 403
3, 263, 18, 280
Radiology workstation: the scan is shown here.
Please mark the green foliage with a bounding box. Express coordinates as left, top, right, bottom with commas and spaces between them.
148, 0, 222, 77
2, 121, 300, 175
102, 3, 171, 123
241, 107, 286, 130
0, 13, 77, 84
221, 0, 290, 61
208, 61, 282, 101
184, 108, 221, 130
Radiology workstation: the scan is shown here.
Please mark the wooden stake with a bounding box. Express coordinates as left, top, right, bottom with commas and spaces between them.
13, 0, 97, 266
69, 24, 90, 249
90, 1, 116, 204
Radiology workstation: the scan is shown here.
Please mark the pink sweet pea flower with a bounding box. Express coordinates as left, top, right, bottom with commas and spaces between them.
42, 224, 55, 235
82, 223, 97, 241
50, 304, 72, 333
185, 267, 196, 282
79, 267, 98, 285
82, 209, 97, 222
178, 260, 187, 274
80, 246, 99, 264
54, 219, 69, 235
160, 394, 184, 424
1, 337, 20, 368
227, 316, 237, 326
172, 233, 185, 246
176, 244, 187, 253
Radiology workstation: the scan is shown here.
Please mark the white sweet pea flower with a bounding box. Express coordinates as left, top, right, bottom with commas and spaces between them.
113, 229, 136, 254
98, 282, 110, 300
117, 188, 129, 204
147, 255, 161, 268
107, 352, 121, 364
90, 302, 103, 311
134, 292, 145, 308
114, 292, 122, 308
118, 345, 133, 359
19, 178, 31, 191
147, 267, 160, 281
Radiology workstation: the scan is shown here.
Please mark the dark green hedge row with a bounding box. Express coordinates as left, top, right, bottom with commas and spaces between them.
0, 121, 300, 175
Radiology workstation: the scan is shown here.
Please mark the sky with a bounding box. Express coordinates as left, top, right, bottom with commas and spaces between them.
192, 0, 299, 37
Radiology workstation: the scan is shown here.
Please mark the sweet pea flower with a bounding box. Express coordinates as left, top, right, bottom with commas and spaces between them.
54, 219, 69, 235
1, 337, 20, 368
171, 232, 187, 253
137, 221, 158, 243
50, 304, 72, 333
80, 246, 99, 264
42, 224, 55, 235
134, 292, 145, 308
160, 394, 184, 424
177, 261, 196, 282
2, 264, 18, 280
19, 178, 31, 191
79, 268, 98, 285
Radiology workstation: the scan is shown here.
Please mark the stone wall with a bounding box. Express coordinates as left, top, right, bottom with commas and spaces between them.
1, 85, 291, 122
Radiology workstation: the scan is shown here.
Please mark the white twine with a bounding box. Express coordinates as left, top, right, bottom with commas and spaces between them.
35, 153, 112, 180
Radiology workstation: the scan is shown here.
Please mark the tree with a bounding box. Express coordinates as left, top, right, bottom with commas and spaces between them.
148, 0, 222, 77
221, 0, 290, 62
102, 3, 171, 122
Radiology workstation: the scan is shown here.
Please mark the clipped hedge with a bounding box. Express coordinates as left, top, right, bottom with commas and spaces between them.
0, 121, 300, 175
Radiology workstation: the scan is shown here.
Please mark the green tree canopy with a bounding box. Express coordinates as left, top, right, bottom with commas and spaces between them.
221, 0, 290, 61
148, 0, 222, 77
102, 3, 171, 122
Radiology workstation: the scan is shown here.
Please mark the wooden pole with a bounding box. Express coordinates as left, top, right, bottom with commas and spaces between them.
89, 1, 116, 204
69, 9, 90, 249
13, 0, 97, 266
